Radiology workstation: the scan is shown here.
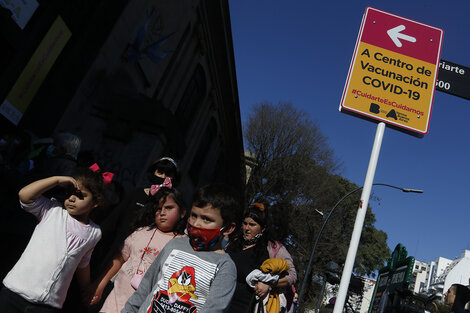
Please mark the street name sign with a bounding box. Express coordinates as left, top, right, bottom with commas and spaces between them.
340, 7, 443, 134
436, 59, 470, 100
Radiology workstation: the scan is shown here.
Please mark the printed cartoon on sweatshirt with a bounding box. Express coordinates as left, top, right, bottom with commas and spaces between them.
148, 266, 198, 313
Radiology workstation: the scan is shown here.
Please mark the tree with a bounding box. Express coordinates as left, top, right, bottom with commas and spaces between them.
244, 101, 339, 204
244, 101, 391, 310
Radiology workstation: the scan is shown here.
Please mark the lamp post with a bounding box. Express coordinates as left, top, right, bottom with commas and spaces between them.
295, 183, 423, 312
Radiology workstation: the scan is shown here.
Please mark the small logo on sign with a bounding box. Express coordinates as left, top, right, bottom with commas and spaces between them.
370, 103, 380, 114
386, 109, 398, 120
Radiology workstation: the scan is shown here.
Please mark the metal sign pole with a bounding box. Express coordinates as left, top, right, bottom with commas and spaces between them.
333, 122, 386, 313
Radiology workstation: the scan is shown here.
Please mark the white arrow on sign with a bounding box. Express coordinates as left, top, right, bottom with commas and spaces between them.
387, 25, 416, 48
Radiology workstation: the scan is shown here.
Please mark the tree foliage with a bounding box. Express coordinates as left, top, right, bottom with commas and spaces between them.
244, 102, 391, 309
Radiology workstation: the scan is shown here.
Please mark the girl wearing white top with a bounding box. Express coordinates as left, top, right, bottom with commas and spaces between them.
0, 166, 109, 312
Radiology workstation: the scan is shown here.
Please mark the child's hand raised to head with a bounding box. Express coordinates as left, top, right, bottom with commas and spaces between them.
55, 176, 79, 190
19, 176, 79, 204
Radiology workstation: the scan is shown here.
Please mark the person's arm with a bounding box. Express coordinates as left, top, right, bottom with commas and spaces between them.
19, 176, 78, 203
270, 244, 297, 285
255, 243, 298, 297
201, 256, 237, 313
76, 264, 91, 287
75, 264, 92, 305
255, 277, 290, 298
86, 252, 126, 305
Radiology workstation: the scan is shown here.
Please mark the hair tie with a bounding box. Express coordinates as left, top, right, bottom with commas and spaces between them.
251, 203, 265, 211
150, 177, 172, 195
89, 163, 114, 184
158, 157, 178, 170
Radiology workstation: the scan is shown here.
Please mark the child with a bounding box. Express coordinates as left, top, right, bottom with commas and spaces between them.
88, 182, 187, 312
122, 183, 241, 313
95, 157, 179, 272
0, 166, 106, 312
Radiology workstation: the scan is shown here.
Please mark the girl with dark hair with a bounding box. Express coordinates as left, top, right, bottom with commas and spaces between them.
0, 167, 107, 312
94, 157, 179, 278
225, 203, 297, 313
146, 157, 179, 185
445, 283, 470, 313
87, 183, 187, 312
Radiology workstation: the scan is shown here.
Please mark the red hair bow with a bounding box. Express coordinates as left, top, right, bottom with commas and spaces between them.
89, 163, 114, 185
150, 177, 172, 195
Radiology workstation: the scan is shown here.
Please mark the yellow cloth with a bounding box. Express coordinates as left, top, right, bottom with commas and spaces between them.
264, 292, 280, 313
260, 258, 290, 274
259, 258, 290, 313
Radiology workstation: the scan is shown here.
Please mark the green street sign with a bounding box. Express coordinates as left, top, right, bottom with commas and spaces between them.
368, 244, 415, 313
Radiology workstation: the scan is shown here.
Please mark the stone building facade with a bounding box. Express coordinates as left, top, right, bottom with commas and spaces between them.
0, 0, 244, 201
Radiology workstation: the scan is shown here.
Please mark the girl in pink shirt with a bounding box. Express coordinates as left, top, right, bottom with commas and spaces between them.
87, 179, 187, 313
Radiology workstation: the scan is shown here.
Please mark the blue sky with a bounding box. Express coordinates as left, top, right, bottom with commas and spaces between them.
229, 0, 470, 263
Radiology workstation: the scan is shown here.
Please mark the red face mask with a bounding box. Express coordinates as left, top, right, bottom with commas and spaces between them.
186, 222, 224, 251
